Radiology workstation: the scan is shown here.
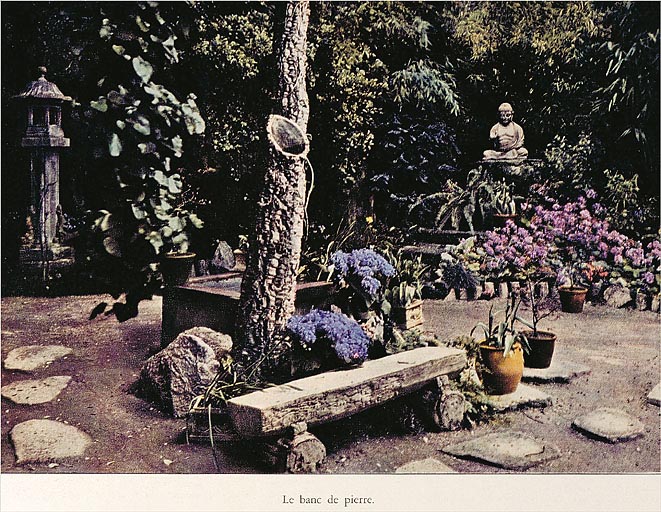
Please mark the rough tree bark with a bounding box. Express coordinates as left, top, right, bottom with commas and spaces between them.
234, 1, 310, 375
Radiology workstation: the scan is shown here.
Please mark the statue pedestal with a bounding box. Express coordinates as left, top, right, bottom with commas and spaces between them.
476, 158, 544, 178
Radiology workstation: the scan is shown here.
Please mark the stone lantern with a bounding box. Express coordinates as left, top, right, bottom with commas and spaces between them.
13, 66, 73, 267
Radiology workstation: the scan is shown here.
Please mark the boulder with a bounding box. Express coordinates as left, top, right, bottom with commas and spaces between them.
210, 240, 235, 273
603, 284, 632, 308
138, 327, 233, 417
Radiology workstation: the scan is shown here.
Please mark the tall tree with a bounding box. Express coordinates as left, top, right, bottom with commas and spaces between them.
234, 0, 310, 375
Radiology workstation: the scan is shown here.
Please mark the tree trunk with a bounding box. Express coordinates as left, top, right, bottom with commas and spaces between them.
234, 1, 310, 375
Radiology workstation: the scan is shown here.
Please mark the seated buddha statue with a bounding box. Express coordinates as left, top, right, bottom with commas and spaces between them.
482, 102, 528, 160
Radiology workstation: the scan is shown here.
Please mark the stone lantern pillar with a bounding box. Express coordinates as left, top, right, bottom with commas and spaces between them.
13, 66, 73, 268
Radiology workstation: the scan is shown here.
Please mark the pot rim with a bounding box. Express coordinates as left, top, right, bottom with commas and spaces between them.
520, 330, 557, 341
479, 341, 523, 353
558, 285, 588, 293
164, 251, 196, 259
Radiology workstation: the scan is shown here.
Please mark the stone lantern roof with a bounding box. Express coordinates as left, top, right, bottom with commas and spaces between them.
13, 67, 72, 103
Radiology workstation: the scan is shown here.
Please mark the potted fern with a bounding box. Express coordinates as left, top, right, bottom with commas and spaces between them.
384, 251, 427, 330
516, 279, 559, 368
491, 178, 517, 228
471, 294, 529, 395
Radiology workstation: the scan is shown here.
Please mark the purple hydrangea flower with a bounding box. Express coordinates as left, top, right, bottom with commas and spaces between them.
287, 310, 370, 364
330, 249, 395, 297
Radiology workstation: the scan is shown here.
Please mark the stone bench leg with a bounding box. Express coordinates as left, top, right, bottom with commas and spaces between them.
418, 376, 466, 431
262, 421, 326, 473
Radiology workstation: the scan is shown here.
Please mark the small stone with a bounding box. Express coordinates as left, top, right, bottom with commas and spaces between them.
4, 345, 73, 372
444, 289, 457, 301
10, 419, 92, 463
395, 458, 456, 473
647, 384, 660, 406
442, 431, 560, 470
635, 291, 649, 311
1, 376, 72, 405
572, 407, 644, 443
651, 296, 660, 313
482, 282, 495, 299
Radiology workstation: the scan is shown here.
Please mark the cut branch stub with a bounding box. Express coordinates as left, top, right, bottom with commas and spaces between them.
267, 114, 309, 157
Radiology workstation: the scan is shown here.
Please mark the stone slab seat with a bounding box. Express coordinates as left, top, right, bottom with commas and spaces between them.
227, 346, 466, 438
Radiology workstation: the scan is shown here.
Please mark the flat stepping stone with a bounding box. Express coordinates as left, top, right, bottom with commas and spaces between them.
395, 457, 456, 473
10, 419, 92, 464
572, 408, 644, 443
4, 345, 72, 372
523, 361, 591, 383
647, 384, 660, 406
1, 376, 72, 405
441, 431, 560, 470
484, 383, 553, 412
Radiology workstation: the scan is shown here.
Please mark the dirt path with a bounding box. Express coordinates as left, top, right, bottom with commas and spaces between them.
1, 294, 659, 474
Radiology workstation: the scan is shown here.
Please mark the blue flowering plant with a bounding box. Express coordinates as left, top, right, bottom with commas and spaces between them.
328, 249, 396, 319
286, 310, 370, 375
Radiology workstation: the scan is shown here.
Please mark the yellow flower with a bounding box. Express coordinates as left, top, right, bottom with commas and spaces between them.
365, 215, 374, 225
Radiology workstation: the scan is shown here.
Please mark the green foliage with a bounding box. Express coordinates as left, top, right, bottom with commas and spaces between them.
471, 294, 529, 357
383, 249, 427, 308
492, 178, 517, 216
536, 133, 599, 201
444, 335, 494, 426
591, 2, 659, 168
88, 2, 206, 320
440, 261, 478, 292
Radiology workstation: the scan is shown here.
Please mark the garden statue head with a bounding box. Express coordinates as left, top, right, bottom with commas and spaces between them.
483, 102, 528, 161
497, 103, 514, 126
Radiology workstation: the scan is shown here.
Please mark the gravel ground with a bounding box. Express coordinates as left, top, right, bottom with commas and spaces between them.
1, 294, 659, 476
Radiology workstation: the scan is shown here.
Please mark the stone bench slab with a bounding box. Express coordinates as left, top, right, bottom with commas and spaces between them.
227, 346, 466, 437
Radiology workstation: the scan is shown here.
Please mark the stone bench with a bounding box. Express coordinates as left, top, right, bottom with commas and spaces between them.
226, 346, 466, 472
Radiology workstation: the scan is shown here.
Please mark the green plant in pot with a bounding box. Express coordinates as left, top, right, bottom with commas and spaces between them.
384, 251, 427, 330
491, 178, 518, 227
471, 294, 529, 395
516, 279, 560, 369
88, 8, 205, 321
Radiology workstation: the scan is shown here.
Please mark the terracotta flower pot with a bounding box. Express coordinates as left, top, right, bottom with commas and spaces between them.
479, 342, 524, 395
161, 252, 196, 287
559, 285, 588, 313
522, 330, 557, 369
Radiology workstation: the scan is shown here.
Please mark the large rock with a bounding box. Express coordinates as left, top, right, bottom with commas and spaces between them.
138, 327, 233, 417
603, 285, 632, 308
